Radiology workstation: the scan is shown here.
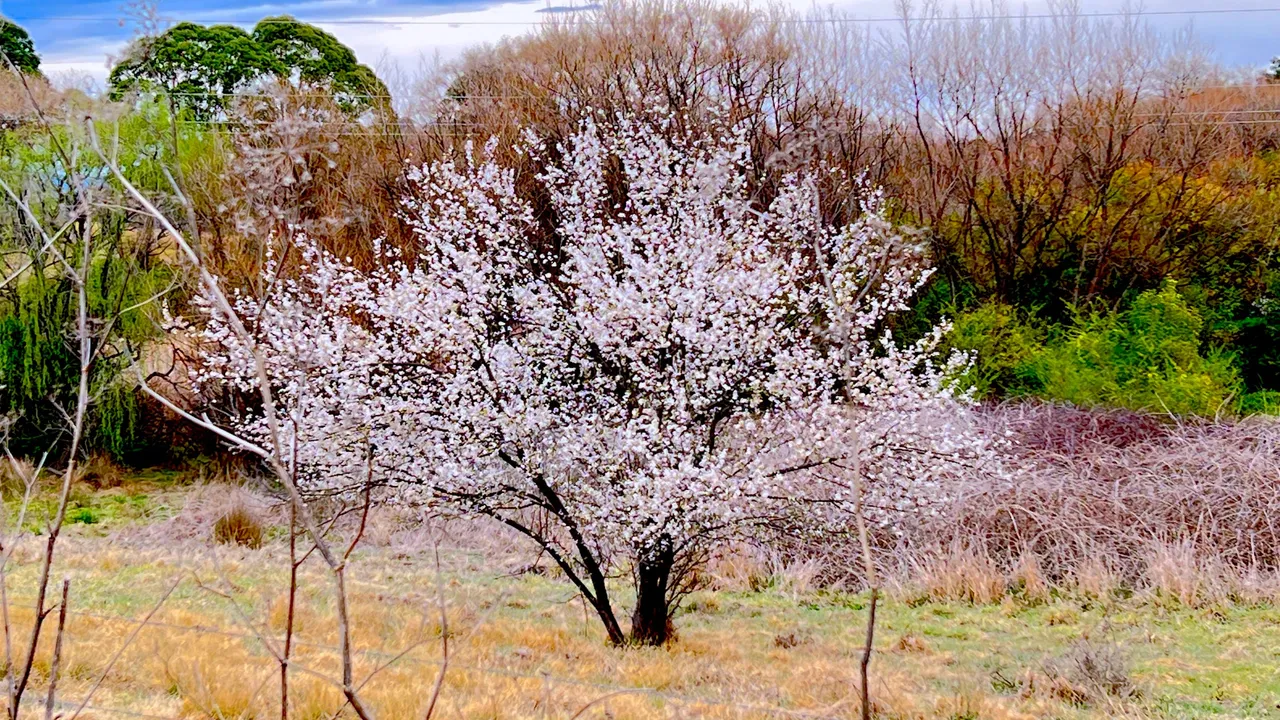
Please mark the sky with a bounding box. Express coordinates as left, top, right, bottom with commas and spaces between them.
2, 0, 1279, 89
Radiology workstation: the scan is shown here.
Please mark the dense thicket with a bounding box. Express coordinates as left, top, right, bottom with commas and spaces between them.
0, 101, 206, 463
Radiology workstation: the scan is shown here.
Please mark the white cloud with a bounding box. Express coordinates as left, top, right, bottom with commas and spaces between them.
319, 0, 550, 70
37, 0, 559, 89
321, 0, 893, 80
40, 40, 127, 89
31, 0, 1280, 93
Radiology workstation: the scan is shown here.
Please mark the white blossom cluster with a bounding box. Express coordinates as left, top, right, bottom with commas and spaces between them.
190, 113, 996, 566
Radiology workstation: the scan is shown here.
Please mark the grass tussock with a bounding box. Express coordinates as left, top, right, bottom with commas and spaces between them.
212, 505, 264, 549
76, 452, 128, 490
910, 547, 1007, 605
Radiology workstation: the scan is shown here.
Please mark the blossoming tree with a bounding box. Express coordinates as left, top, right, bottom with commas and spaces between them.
193, 114, 991, 646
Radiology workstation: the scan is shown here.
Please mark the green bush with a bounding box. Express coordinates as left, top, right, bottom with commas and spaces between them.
1184, 266, 1280, 396
1238, 390, 1280, 415
1033, 281, 1241, 416
66, 506, 101, 525
944, 302, 1045, 399
949, 281, 1244, 416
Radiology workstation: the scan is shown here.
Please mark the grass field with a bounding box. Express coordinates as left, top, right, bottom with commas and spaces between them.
2, 475, 1278, 720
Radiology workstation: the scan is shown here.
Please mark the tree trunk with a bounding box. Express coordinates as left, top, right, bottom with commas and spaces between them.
630, 549, 674, 646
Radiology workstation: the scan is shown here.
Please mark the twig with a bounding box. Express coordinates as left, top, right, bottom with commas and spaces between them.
88, 121, 376, 720
422, 523, 448, 720
68, 578, 181, 720
282, 500, 297, 720
42, 579, 69, 720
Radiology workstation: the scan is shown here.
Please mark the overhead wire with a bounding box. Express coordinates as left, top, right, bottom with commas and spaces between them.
17, 5, 1280, 26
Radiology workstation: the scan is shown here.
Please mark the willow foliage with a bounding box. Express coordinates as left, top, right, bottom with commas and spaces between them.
0, 228, 173, 460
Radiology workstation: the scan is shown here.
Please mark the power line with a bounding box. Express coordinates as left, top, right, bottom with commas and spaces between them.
170, 113, 1280, 130
129, 89, 1280, 105
164, 92, 539, 100
1164, 118, 1280, 125
5, 14, 545, 26
19, 5, 1280, 26
153, 121, 1280, 138
174, 120, 485, 127
103, 80, 1280, 115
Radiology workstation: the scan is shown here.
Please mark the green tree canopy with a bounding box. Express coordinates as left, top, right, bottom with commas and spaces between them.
0, 20, 40, 74
252, 17, 389, 109
108, 17, 386, 119
108, 23, 281, 119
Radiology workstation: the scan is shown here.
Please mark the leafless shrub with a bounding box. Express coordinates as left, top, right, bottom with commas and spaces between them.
0, 71, 60, 131
1041, 639, 1138, 706
995, 403, 1171, 453
921, 403, 1280, 584
769, 402, 1280, 601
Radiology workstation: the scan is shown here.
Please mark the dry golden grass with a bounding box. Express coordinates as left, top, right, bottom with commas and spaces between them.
1, 486, 1278, 719
0, 539, 1003, 720
211, 503, 265, 549
0, 543, 877, 719
1010, 553, 1050, 605
901, 547, 1007, 605
1072, 558, 1120, 601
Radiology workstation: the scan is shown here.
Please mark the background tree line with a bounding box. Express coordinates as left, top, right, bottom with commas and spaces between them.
3, 0, 1280, 467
